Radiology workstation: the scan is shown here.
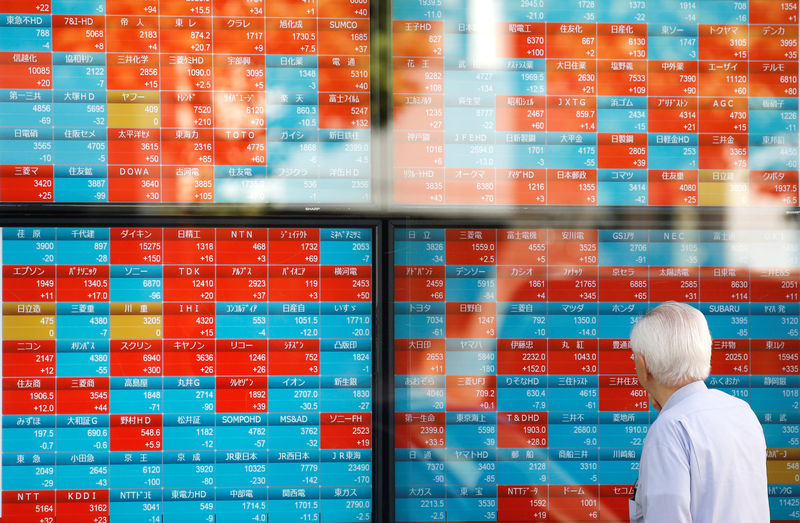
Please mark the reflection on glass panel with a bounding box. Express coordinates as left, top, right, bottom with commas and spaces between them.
394, 227, 800, 522
391, 0, 799, 207
1, 226, 373, 521
0, 0, 371, 204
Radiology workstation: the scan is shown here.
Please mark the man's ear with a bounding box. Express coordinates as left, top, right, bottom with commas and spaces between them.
634, 352, 649, 382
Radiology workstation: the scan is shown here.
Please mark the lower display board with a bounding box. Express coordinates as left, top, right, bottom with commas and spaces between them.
0, 226, 373, 522
394, 227, 800, 523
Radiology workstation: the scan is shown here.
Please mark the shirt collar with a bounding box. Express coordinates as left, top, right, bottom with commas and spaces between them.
660, 380, 707, 413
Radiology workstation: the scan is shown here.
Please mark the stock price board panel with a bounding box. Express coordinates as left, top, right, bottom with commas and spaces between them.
394, 227, 800, 523
1, 226, 373, 522
392, 0, 799, 206
0, 0, 370, 204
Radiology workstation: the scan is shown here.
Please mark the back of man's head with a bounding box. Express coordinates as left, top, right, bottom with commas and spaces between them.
630, 301, 712, 387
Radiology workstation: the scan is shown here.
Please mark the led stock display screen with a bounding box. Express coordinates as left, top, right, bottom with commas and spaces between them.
394, 227, 800, 522
392, 0, 799, 206
0, 0, 370, 204
1, 226, 373, 522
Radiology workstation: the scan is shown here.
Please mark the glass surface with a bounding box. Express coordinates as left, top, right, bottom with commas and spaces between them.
391, 0, 799, 207
1, 0, 799, 521
0, 0, 371, 204
1, 226, 373, 522
394, 227, 800, 522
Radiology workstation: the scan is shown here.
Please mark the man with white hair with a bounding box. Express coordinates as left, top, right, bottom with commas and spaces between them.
628, 301, 769, 523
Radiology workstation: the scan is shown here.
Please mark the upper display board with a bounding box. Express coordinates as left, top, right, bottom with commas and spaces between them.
0, 0, 370, 204
392, 0, 799, 206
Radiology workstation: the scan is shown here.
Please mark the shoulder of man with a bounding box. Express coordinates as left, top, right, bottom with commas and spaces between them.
704, 387, 760, 419
649, 386, 762, 446
644, 386, 727, 444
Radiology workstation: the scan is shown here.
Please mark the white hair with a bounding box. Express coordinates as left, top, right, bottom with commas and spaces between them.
630, 301, 711, 387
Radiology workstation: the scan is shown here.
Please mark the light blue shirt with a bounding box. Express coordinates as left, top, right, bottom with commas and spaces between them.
629, 381, 769, 523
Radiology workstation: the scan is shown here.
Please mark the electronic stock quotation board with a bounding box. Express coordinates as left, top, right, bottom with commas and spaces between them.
0, 226, 374, 522
392, 0, 799, 206
0, 0, 371, 204
394, 227, 800, 523
2, 1, 800, 523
